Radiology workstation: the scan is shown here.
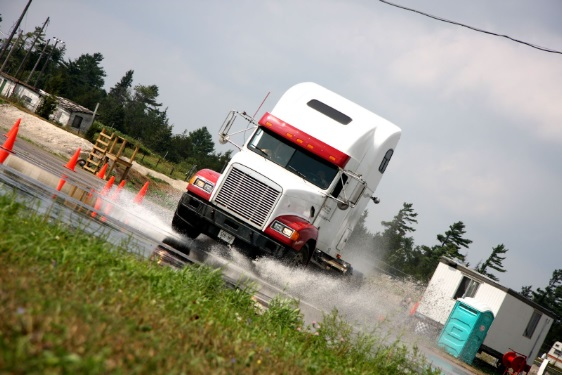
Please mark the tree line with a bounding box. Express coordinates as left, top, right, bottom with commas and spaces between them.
0, 18, 230, 172
347, 203, 561, 349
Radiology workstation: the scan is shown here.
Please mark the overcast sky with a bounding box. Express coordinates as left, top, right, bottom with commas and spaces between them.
2, 0, 561, 291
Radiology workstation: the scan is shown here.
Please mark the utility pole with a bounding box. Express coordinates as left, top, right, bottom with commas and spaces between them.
0, 30, 23, 72
0, 0, 33, 64
26, 38, 50, 84
33, 37, 63, 87
15, 17, 50, 79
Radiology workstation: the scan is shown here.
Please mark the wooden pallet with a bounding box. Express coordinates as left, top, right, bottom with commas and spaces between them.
83, 128, 113, 174
105, 135, 139, 182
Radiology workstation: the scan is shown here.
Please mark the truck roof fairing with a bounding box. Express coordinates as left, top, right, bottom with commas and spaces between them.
270, 82, 401, 163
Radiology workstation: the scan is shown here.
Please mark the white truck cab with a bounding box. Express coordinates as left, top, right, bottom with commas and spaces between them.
172, 82, 401, 275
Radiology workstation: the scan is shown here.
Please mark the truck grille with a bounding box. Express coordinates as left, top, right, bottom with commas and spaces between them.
215, 167, 280, 228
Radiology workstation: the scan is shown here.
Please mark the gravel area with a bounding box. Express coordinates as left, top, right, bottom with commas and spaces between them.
0, 104, 187, 191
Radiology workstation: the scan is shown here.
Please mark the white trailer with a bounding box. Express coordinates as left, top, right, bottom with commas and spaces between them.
415, 257, 557, 368
172, 82, 401, 276
547, 341, 562, 369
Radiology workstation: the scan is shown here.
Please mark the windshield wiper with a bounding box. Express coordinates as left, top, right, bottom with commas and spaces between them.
287, 165, 306, 179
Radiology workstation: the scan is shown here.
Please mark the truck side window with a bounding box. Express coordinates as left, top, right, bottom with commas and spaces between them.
331, 173, 348, 198
379, 149, 394, 173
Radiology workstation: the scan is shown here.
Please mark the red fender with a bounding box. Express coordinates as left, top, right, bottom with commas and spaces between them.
264, 215, 318, 251
187, 169, 221, 201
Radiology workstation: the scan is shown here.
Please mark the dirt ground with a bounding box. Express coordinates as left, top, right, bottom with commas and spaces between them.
0, 103, 187, 192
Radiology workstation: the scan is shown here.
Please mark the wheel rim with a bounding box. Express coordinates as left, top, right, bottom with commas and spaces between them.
285, 244, 309, 268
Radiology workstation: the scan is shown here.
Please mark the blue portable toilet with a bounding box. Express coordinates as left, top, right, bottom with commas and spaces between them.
437, 297, 494, 364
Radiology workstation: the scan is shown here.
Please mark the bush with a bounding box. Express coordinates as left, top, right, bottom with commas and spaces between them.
84, 120, 105, 142
36, 94, 58, 120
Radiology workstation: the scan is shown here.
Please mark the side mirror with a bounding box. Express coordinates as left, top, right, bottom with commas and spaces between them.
218, 133, 229, 145
337, 201, 349, 210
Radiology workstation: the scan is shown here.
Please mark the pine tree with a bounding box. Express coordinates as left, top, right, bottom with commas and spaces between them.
411, 221, 472, 282
529, 269, 562, 350
58, 52, 106, 109
475, 244, 508, 281
380, 203, 418, 273
436, 221, 472, 262
124, 84, 172, 152
99, 70, 133, 131
520, 285, 533, 299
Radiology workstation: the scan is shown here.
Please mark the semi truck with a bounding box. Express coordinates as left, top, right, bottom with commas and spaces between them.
172, 82, 401, 276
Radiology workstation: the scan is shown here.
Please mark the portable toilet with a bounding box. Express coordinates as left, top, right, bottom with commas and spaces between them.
437, 297, 494, 364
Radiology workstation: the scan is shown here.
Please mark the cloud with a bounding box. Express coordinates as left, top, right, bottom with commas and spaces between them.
387, 28, 562, 144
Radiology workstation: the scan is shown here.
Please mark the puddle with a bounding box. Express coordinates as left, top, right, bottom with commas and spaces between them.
0, 151, 184, 259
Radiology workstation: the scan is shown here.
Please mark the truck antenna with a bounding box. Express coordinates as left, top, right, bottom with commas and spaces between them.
252, 91, 270, 119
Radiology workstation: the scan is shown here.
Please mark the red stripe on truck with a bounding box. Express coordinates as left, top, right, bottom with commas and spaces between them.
258, 112, 350, 168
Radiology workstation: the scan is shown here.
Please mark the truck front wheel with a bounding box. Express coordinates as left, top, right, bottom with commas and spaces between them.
172, 215, 201, 239
282, 243, 311, 268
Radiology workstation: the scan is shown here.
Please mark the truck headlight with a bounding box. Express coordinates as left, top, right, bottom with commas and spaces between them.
192, 177, 214, 193
271, 220, 299, 240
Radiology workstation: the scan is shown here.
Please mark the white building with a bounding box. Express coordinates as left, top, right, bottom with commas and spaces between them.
0, 73, 95, 133
50, 95, 95, 134
0, 74, 43, 110
415, 257, 557, 367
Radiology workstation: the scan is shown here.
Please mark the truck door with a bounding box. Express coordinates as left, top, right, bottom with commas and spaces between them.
315, 173, 366, 256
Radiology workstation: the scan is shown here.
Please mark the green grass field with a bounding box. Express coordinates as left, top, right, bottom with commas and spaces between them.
0, 193, 439, 374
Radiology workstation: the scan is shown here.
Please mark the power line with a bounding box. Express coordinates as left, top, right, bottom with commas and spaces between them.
379, 0, 562, 55
0, 0, 34, 62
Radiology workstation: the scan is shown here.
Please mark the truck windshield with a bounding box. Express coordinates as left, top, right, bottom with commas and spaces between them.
248, 128, 338, 189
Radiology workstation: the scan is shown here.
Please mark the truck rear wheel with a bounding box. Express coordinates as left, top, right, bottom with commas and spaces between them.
282, 243, 311, 268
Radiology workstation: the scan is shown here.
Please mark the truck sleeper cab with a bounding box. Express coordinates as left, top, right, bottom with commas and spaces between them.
172, 82, 401, 274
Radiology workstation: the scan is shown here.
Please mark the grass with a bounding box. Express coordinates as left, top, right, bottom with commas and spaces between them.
0, 193, 440, 374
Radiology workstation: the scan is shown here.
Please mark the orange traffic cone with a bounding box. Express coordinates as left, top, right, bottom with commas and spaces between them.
64, 148, 81, 172
1, 124, 18, 153
0, 149, 9, 164
105, 180, 126, 216
86, 187, 95, 200
100, 176, 115, 196
56, 175, 67, 191
91, 176, 115, 218
91, 197, 103, 218
110, 180, 126, 201
96, 163, 108, 179
133, 181, 149, 204
4, 118, 21, 138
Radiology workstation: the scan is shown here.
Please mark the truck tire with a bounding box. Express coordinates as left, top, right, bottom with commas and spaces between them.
172, 215, 201, 239
346, 268, 365, 289
282, 243, 311, 268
